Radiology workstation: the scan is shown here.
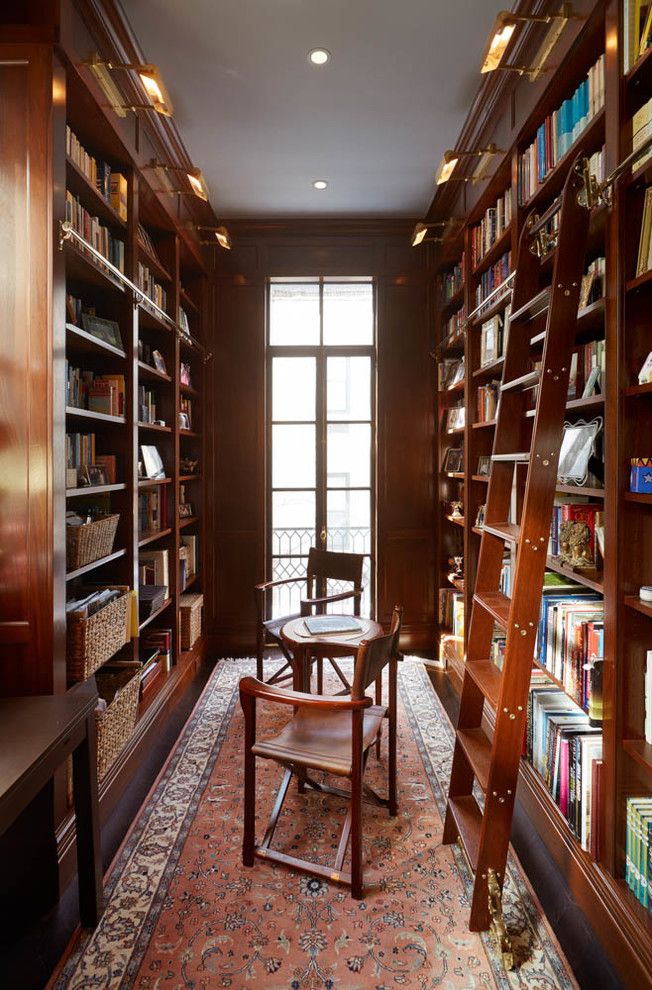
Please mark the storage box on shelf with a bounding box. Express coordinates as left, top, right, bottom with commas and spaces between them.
66, 586, 131, 682
94, 662, 141, 781
179, 593, 203, 651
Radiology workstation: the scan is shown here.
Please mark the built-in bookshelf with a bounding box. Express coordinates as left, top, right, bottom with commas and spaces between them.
430, 4, 652, 984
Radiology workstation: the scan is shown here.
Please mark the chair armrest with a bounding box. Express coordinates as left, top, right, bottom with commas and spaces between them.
300, 587, 363, 612
254, 577, 305, 593
239, 676, 372, 710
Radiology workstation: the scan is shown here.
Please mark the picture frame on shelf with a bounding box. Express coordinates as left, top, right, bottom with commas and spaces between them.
443, 359, 465, 389
81, 313, 123, 349
179, 503, 193, 518
557, 417, 603, 486
179, 412, 190, 431
475, 503, 486, 528
476, 455, 491, 477
140, 445, 165, 479
639, 350, 652, 385
180, 362, 192, 387
446, 405, 465, 432
84, 464, 108, 487
152, 349, 167, 375
443, 448, 463, 473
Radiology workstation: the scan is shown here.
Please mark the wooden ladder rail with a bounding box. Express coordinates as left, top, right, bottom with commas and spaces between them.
442, 154, 593, 961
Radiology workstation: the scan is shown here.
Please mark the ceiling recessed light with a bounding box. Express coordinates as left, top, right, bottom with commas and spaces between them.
313, 179, 328, 190
308, 48, 331, 66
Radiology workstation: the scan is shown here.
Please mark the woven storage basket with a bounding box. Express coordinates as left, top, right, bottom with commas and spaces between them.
67, 587, 130, 682
179, 592, 203, 650
66, 513, 120, 571
95, 663, 141, 781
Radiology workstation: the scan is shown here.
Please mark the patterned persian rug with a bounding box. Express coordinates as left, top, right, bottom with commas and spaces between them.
50, 658, 578, 990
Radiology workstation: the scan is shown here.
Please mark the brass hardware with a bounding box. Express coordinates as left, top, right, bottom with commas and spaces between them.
487, 868, 514, 970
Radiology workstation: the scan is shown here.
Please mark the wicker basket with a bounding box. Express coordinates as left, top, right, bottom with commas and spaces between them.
67, 587, 130, 682
95, 662, 141, 781
67, 513, 120, 571
179, 592, 203, 650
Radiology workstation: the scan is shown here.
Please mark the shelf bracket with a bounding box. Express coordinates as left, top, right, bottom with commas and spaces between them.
487, 868, 514, 971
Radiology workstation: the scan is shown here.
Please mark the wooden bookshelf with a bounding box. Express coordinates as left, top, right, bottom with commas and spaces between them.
429, 5, 652, 984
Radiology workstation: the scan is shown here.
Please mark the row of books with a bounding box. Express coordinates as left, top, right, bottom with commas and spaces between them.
625, 796, 652, 911
137, 261, 168, 312
633, 96, 652, 174
442, 305, 466, 342
517, 55, 605, 205
66, 364, 125, 416
441, 255, 465, 305
66, 431, 96, 471
535, 583, 603, 711
179, 395, 193, 428
527, 670, 602, 854
65, 191, 125, 273
623, 1, 652, 73
636, 186, 652, 277
139, 487, 166, 533
567, 337, 605, 400
138, 385, 158, 424
476, 381, 499, 422
438, 588, 464, 634
65, 125, 128, 221
473, 250, 512, 312
479, 304, 510, 367
137, 223, 165, 268
470, 189, 513, 270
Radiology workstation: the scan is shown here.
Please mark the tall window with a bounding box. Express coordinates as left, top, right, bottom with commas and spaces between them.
267, 277, 375, 616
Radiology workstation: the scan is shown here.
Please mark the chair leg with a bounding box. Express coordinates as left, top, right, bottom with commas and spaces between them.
242, 697, 256, 866
350, 711, 364, 899
317, 656, 323, 694
388, 659, 398, 817
375, 674, 382, 758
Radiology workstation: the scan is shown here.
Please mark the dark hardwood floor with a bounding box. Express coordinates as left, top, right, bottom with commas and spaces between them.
0, 657, 625, 989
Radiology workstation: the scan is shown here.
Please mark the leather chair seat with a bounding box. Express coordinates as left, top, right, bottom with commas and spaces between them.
252, 704, 386, 777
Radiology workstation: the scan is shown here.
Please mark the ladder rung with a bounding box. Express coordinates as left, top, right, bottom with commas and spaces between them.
509, 287, 550, 324
465, 659, 502, 712
473, 590, 511, 628
447, 795, 482, 870
500, 370, 540, 393
457, 728, 492, 793
491, 452, 530, 463
530, 329, 545, 347
482, 522, 521, 543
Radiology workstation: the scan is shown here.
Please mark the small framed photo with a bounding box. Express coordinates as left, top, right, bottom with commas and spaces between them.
81, 313, 123, 350
180, 362, 192, 387
179, 412, 190, 431
152, 349, 167, 375
558, 417, 603, 485
443, 359, 464, 389
443, 448, 463, 473
475, 503, 486, 528
476, 455, 491, 477
84, 464, 108, 486
140, 444, 165, 479
179, 503, 193, 517
446, 406, 465, 432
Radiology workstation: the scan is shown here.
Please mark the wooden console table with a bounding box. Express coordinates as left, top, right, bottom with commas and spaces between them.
0, 682, 103, 926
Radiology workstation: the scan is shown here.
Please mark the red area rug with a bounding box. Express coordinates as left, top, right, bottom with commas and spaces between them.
49, 659, 578, 989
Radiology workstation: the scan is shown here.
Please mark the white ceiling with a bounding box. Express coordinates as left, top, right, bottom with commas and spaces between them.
122, 0, 500, 220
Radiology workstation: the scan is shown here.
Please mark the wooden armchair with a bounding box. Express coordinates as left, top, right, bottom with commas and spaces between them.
254, 547, 364, 686
239, 605, 403, 899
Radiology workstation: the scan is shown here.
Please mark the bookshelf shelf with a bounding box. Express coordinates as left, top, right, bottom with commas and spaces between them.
180, 288, 200, 314
179, 515, 199, 529
65, 547, 127, 581
440, 284, 465, 316
626, 382, 652, 398
445, 514, 465, 528
138, 596, 173, 632
64, 240, 126, 294
138, 240, 172, 284
442, 379, 465, 395
473, 358, 504, 380
139, 477, 172, 488
138, 422, 173, 433
626, 267, 652, 294
623, 492, 652, 505
65, 156, 127, 230
545, 556, 604, 593
138, 361, 173, 383
622, 739, 652, 777
444, 472, 464, 480
624, 595, 652, 619
472, 475, 490, 483
66, 483, 127, 497
180, 383, 200, 397
138, 528, 173, 547
555, 483, 605, 499
66, 323, 127, 359
65, 406, 126, 425
472, 419, 497, 430
469, 287, 512, 327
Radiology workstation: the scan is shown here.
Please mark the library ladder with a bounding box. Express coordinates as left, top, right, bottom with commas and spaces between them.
442, 153, 595, 968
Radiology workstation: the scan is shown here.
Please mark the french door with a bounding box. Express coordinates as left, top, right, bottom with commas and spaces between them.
267, 278, 375, 617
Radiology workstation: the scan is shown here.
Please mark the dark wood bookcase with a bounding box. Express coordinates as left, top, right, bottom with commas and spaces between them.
0, 0, 214, 897
431, 1, 652, 984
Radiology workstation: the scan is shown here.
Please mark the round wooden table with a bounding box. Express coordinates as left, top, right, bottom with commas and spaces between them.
281, 615, 384, 693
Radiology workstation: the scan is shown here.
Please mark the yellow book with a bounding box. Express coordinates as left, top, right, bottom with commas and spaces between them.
109, 172, 128, 221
